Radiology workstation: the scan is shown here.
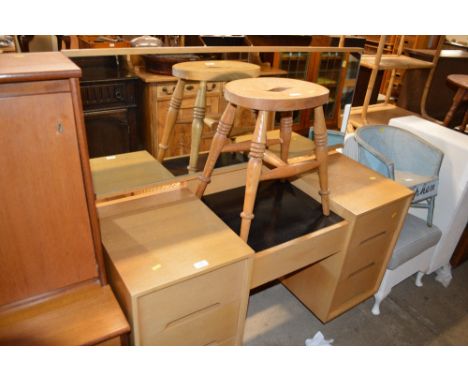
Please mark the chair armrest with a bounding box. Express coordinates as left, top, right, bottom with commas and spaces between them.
355, 133, 395, 179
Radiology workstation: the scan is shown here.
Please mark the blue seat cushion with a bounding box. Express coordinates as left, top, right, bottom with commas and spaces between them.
387, 214, 442, 270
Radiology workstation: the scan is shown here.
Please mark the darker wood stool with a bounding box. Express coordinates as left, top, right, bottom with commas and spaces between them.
196, 77, 331, 242
156, 60, 260, 172
443, 74, 468, 131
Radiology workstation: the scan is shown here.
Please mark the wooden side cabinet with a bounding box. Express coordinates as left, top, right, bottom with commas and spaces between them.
98, 189, 253, 345
0, 52, 129, 345
283, 154, 413, 321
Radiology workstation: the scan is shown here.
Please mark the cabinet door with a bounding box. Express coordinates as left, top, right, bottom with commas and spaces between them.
0, 91, 98, 306
84, 109, 130, 158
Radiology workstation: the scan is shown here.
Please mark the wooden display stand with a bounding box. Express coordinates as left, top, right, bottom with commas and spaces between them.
97, 133, 413, 343
0, 52, 129, 345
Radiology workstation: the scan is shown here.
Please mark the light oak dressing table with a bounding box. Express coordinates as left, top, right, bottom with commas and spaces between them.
95, 133, 413, 343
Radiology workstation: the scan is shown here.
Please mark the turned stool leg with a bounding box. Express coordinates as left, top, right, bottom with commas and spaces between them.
280, 111, 293, 162
188, 81, 207, 173
157, 79, 186, 162
196, 103, 237, 197
443, 88, 465, 127
313, 106, 330, 216
239, 110, 271, 242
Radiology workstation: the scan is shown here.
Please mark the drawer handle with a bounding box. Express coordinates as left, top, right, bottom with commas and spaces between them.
359, 230, 386, 246
165, 302, 221, 329
114, 88, 124, 101
161, 86, 174, 95
207, 83, 217, 91
186, 85, 194, 91
348, 262, 376, 279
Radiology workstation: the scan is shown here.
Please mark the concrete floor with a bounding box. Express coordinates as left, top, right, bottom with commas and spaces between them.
243, 261, 468, 345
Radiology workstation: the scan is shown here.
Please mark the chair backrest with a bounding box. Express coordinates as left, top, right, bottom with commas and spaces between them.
355, 125, 444, 179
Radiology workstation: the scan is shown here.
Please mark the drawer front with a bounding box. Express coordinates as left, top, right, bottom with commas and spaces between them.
141, 300, 241, 346
136, 260, 246, 345
251, 221, 348, 289
81, 80, 136, 111
155, 95, 221, 157
348, 199, 406, 248
156, 82, 221, 99
341, 229, 394, 281
332, 198, 408, 311
332, 260, 380, 309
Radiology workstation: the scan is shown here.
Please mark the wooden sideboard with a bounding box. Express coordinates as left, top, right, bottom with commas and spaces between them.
0, 52, 129, 345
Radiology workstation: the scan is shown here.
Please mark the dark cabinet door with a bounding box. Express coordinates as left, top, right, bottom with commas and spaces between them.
84, 109, 130, 158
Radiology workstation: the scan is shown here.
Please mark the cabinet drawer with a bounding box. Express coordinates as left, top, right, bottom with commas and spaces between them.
251, 221, 348, 289
81, 81, 136, 111
136, 260, 246, 345
141, 300, 241, 345
349, 199, 406, 248
156, 82, 221, 99
333, 259, 380, 309
341, 229, 394, 280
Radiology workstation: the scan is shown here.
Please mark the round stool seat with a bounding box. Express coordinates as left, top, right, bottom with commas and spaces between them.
447, 74, 468, 90
224, 77, 329, 111
172, 60, 260, 82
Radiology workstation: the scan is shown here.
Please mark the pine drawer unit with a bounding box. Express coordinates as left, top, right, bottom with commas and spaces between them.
282, 153, 414, 321
99, 188, 253, 345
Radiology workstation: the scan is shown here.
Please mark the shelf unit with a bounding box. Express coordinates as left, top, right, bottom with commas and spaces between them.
349, 35, 444, 128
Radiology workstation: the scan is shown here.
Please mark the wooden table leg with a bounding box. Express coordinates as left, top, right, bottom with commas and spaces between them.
313, 106, 330, 216
188, 81, 207, 173
240, 110, 271, 242
443, 87, 465, 128
157, 79, 186, 162
280, 111, 293, 162
196, 103, 237, 197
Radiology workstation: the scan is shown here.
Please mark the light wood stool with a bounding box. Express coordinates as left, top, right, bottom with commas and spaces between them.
196, 77, 331, 242
156, 60, 260, 172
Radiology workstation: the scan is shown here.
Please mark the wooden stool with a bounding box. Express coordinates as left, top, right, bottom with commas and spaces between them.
156, 60, 260, 172
443, 74, 468, 131
196, 77, 331, 242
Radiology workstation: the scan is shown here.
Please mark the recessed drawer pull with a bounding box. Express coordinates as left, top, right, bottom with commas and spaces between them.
348, 262, 376, 279
204, 339, 220, 346
165, 302, 221, 329
186, 85, 194, 91
114, 88, 124, 101
359, 230, 386, 246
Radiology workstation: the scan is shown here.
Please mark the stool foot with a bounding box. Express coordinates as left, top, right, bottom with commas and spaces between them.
196, 103, 237, 198
157, 79, 186, 162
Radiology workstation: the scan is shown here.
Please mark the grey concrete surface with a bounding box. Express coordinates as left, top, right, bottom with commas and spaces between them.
243, 260, 468, 346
